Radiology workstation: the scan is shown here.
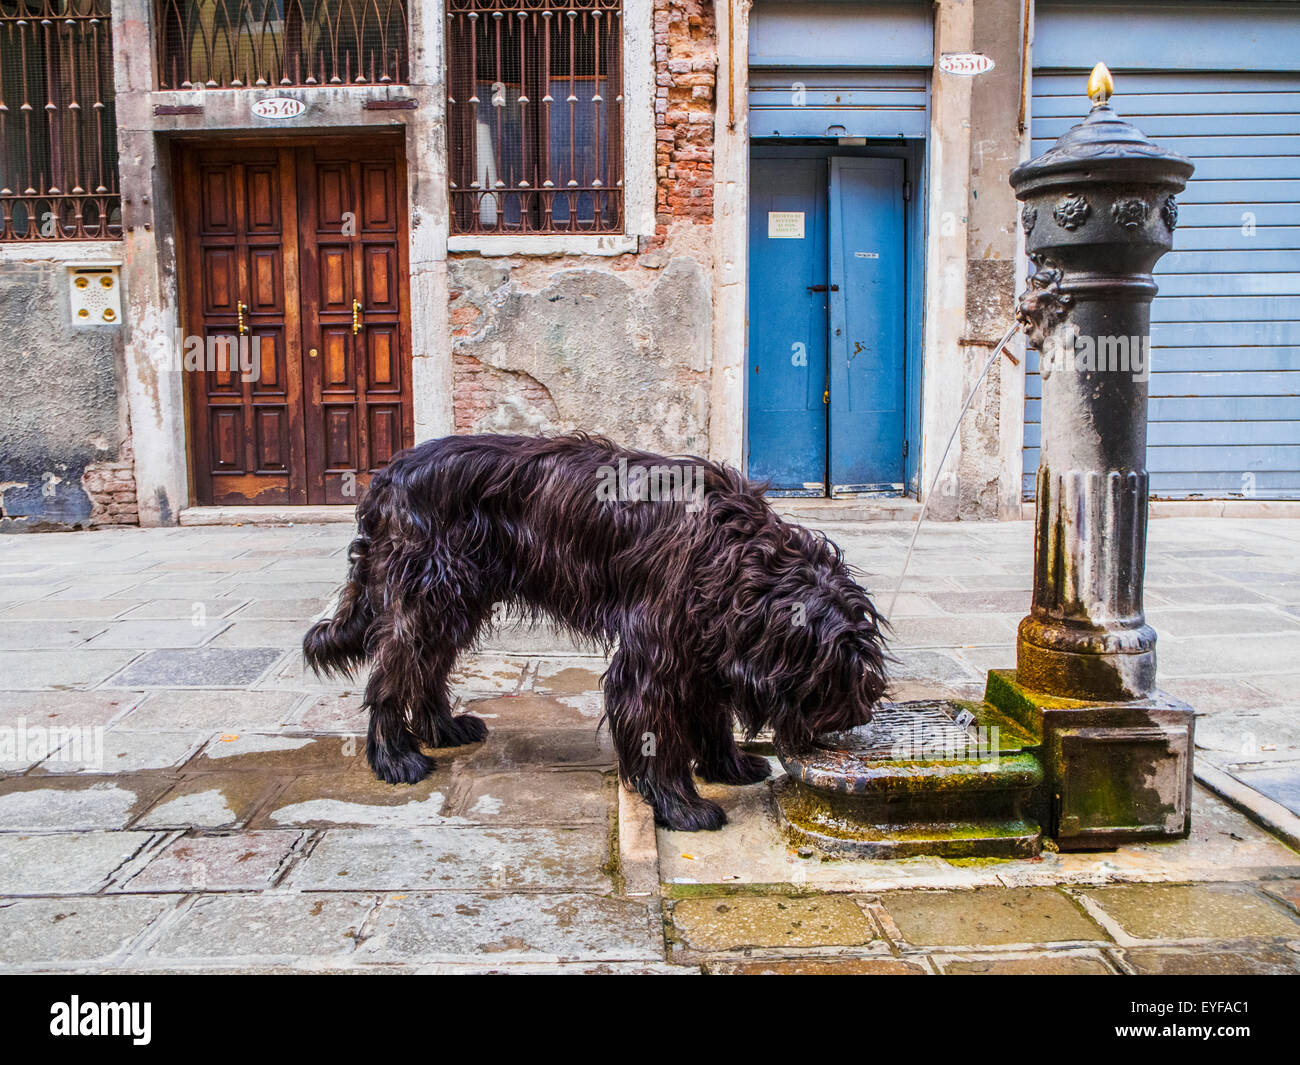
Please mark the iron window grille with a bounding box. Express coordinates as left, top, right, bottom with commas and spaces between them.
446, 0, 623, 235
156, 0, 409, 89
0, 0, 120, 241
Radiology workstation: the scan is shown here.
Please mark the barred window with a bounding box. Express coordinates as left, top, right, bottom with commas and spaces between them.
446, 0, 623, 235
0, 0, 120, 241
156, 0, 409, 89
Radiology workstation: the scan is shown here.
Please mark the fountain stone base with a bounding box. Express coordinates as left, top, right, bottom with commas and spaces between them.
774, 699, 1044, 859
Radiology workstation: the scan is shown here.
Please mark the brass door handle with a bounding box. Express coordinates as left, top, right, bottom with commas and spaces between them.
352, 299, 362, 335
309, 347, 318, 359
237, 302, 249, 336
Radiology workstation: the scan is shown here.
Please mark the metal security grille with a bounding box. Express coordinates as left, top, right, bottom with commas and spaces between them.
0, 0, 120, 241
156, 0, 409, 89
446, 0, 622, 235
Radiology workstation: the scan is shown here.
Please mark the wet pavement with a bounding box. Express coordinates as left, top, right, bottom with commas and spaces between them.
0, 517, 1298, 973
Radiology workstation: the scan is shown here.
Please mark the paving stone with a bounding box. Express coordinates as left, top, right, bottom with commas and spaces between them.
209, 621, 311, 649
887, 650, 981, 687
291, 691, 367, 732
1246, 673, 1300, 707
43, 730, 207, 774
146, 893, 375, 962
0, 831, 155, 893
0, 896, 173, 967
1159, 634, 1300, 678
260, 770, 455, 828
261, 651, 365, 691
468, 728, 616, 770
1079, 883, 1300, 941
47, 578, 143, 599
357, 893, 660, 962
702, 957, 928, 975
85, 619, 228, 649
120, 830, 306, 892
228, 598, 328, 621
879, 888, 1106, 947
0, 690, 142, 731
0, 583, 62, 603
1228, 764, 1300, 816
0, 620, 106, 649
224, 581, 341, 601
118, 599, 247, 621
924, 589, 1031, 615
0, 649, 140, 690
3, 599, 144, 620
671, 896, 877, 951
888, 615, 1020, 649
0, 777, 171, 830
1121, 942, 1300, 975
105, 648, 283, 689
117, 690, 302, 731
465, 693, 607, 733
941, 952, 1112, 975
190, 733, 356, 774
135, 774, 282, 830
287, 826, 611, 891
1147, 607, 1300, 638
451, 771, 609, 824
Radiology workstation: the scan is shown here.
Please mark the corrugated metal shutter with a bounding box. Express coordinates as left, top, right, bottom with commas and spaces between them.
1025, 70, 1300, 499
748, 69, 929, 140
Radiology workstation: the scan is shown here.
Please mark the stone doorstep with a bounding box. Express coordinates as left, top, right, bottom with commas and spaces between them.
179, 506, 357, 527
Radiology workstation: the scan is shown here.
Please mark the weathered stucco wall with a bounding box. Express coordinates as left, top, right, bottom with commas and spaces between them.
0, 254, 133, 530
449, 228, 713, 453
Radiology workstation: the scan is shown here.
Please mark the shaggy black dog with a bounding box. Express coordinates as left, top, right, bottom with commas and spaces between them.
304, 433, 888, 831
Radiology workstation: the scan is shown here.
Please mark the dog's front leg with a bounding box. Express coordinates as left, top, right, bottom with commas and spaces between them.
604, 650, 726, 832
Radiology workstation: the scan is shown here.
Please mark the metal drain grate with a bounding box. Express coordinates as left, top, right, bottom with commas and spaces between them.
817, 700, 978, 760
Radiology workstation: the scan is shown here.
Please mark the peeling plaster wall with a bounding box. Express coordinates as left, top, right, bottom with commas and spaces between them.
449, 232, 713, 453
0, 254, 132, 530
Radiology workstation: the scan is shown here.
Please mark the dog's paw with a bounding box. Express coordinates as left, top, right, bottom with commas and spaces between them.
697, 751, 772, 786
433, 713, 489, 748
370, 746, 436, 785
654, 796, 727, 832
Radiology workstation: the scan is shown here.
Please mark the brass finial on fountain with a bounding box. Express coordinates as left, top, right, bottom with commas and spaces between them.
1087, 62, 1114, 107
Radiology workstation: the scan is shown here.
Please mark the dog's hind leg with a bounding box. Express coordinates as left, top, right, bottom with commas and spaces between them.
694, 708, 772, 786
603, 648, 726, 832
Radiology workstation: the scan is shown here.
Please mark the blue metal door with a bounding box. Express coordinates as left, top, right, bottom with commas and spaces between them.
747, 156, 829, 492
829, 156, 906, 491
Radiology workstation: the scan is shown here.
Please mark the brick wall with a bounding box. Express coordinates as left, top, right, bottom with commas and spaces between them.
653, 0, 717, 238
81, 439, 138, 527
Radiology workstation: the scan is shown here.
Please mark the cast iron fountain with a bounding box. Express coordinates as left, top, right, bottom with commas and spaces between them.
775, 65, 1197, 856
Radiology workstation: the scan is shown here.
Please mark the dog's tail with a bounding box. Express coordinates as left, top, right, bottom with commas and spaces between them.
303, 533, 375, 678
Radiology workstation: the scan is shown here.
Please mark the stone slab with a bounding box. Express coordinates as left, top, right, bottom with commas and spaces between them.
1121, 942, 1300, 975
145, 893, 376, 962
0, 777, 171, 830
671, 895, 877, 952
0, 896, 173, 968
286, 826, 611, 892
939, 951, 1113, 975
357, 893, 661, 963
1077, 883, 1300, 941
450, 771, 609, 824
117, 690, 303, 731
0, 831, 155, 893
0, 649, 140, 690
878, 887, 1108, 948
121, 830, 307, 892
105, 648, 283, 689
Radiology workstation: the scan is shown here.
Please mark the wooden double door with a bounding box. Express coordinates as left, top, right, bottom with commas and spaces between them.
178, 136, 414, 506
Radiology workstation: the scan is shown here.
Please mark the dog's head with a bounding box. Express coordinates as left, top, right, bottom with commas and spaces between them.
730, 529, 889, 749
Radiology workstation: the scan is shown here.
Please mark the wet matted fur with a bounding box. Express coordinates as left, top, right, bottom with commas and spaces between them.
304, 433, 889, 830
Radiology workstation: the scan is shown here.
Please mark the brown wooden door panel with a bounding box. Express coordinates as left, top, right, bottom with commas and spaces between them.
181, 137, 410, 506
